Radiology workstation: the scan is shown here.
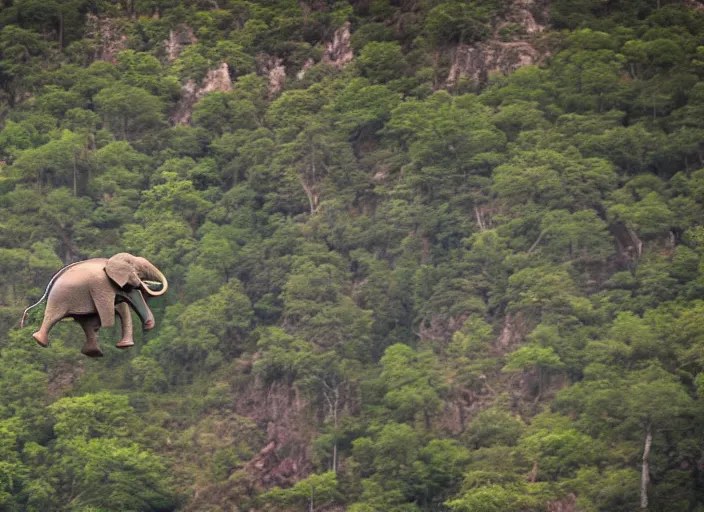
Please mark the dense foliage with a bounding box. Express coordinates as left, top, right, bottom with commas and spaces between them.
2, 0, 704, 510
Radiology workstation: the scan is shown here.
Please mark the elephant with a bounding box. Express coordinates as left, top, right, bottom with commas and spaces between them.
20, 253, 168, 358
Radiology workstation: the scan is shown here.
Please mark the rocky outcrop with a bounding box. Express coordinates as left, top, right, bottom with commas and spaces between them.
258, 55, 287, 97
296, 58, 315, 80
611, 222, 644, 261
85, 15, 128, 64
496, 313, 527, 352
47, 360, 85, 398
321, 21, 354, 69
446, 40, 543, 86
418, 315, 469, 344
200, 62, 233, 94
291, 21, 354, 82
165, 24, 198, 61
258, 21, 352, 88
683, 0, 704, 10
172, 62, 232, 125
235, 382, 315, 489
500, 0, 546, 35
446, 0, 548, 87
548, 494, 577, 512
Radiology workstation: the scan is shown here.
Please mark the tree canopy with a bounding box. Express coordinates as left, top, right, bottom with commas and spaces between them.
3, 0, 704, 510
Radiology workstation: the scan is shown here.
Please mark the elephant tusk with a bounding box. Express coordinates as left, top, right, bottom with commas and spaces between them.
141, 268, 168, 297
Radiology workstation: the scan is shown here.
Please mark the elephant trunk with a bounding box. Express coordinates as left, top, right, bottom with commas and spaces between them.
139, 263, 168, 297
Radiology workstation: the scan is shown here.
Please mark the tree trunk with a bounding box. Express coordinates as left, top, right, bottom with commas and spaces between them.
332, 438, 337, 475
529, 461, 538, 482
533, 367, 543, 404
322, 380, 340, 474
332, 385, 338, 474
59, 11, 64, 49
72, 152, 78, 197
299, 175, 317, 215
474, 206, 486, 231
528, 230, 546, 253
641, 423, 652, 511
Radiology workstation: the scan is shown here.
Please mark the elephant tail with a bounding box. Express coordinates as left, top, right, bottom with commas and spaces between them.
20, 261, 82, 328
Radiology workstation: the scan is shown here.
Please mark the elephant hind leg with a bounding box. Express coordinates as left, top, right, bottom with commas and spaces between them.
76, 315, 103, 358
115, 303, 134, 349
32, 331, 49, 348
33, 303, 68, 347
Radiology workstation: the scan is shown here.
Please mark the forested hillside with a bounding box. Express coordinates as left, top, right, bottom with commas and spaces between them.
2, 0, 704, 510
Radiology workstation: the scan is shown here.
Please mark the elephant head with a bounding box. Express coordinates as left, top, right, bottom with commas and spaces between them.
104, 253, 168, 297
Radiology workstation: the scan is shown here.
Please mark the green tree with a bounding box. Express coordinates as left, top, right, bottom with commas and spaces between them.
380, 343, 445, 428
94, 84, 165, 140
425, 1, 492, 47
357, 42, 407, 84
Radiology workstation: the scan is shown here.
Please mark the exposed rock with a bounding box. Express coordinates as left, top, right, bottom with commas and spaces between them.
446, 41, 543, 86
372, 170, 388, 181
235, 383, 314, 490
445, 0, 548, 87
172, 62, 232, 125
201, 62, 233, 94
322, 21, 354, 69
418, 315, 468, 344
47, 360, 85, 398
496, 313, 527, 352
441, 384, 498, 434
610, 222, 643, 261
85, 15, 128, 64
684, 0, 704, 10
548, 494, 577, 512
172, 81, 199, 125
501, 0, 546, 35
296, 58, 315, 80
268, 61, 286, 97
246, 441, 300, 487
611, 226, 678, 261
258, 55, 286, 97
291, 22, 352, 82
474, 204, 496, 231
165, 24, 198, 61
648, 230, 677, 258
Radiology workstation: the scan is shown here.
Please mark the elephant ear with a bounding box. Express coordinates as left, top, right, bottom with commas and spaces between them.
105, 253, 141, 289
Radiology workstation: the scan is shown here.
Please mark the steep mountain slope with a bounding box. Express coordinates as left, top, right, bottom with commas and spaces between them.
2, 0, 704, 510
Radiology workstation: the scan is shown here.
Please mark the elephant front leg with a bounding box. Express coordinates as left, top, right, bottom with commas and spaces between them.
115, 302, 135, 349
76, 315, 103, 358
120, 288, 155, 330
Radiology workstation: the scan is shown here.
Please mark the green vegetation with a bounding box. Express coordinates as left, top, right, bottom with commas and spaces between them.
2, 0, 704, 510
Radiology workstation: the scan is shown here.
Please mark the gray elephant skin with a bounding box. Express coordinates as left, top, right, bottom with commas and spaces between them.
20, 253, 168, 358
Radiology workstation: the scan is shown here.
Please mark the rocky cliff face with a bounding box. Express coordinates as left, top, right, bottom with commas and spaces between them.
85, 15, 128, 63
165, 24, 198, 61
321, 21, 354, 69
446, 0, 549, 87
257, 55, 287, 97
172, 62, 233, 125
446, 41, 543, 85
260, 21, 354, 95
170, 0, 548, 125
